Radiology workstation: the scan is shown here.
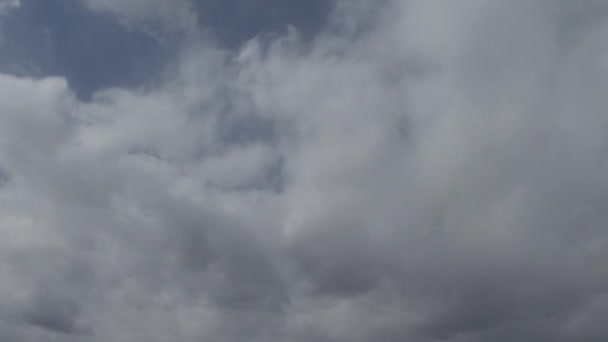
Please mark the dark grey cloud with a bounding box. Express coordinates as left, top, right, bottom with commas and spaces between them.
22, 295, 84, 335
1, 0, 608, 341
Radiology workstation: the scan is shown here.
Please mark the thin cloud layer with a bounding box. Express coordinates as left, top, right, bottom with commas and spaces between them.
83, 0, 197, 35
0, 0, 19, 13
0, 0, 608, 341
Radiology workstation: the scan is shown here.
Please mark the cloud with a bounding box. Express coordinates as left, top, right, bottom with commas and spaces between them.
0, 0, 18, 13
1, 0, 608, 341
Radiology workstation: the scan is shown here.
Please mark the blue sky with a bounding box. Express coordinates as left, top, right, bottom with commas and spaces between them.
0, 0, 329, 98
1, 1, 608, 341
0, 0, 169, 98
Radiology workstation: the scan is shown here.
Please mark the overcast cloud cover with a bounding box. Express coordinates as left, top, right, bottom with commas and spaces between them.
1, 0, 608, 341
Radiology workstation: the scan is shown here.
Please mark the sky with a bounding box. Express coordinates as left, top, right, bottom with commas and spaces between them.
0, 0, 608, 341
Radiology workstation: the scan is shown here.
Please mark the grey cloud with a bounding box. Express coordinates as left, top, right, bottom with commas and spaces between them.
0, 0, 18, 14
1, 0, 608, 341
22, 295, 85, 335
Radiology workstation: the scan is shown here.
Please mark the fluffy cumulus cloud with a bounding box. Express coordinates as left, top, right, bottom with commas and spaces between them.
1, 0, 608, 341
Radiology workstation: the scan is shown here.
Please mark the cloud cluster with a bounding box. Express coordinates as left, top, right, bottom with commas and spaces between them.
1, 0, 608, 341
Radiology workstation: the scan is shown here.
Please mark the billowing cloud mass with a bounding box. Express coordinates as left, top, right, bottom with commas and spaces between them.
1, 0, 608, 341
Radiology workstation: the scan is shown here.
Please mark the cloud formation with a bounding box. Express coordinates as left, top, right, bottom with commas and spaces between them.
1, 0, 608, 341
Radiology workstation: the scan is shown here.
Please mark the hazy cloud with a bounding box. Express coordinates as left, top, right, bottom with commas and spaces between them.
0, 0, 19, 13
